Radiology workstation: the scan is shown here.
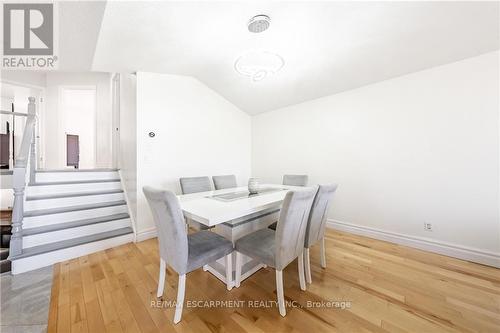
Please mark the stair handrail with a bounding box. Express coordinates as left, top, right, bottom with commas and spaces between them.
9, 97, 37, 258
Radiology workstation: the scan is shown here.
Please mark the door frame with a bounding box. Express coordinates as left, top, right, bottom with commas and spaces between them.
58, 85, 97, 169
111, 73, 120, 169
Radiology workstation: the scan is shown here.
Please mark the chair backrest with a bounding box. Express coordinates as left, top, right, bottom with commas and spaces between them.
143, 186, 188, 274
275, 188, 317, 270
179, 176, 212, 194
304, 184, 338, 248
212, 175, 237, 190
282, 174, 308, 187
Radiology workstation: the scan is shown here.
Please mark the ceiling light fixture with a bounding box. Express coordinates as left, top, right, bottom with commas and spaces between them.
248, 15, 271, 33
234, 50, 284, 82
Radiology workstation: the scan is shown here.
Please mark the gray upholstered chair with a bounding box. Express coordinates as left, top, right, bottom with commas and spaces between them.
234, 188, 317, 316
303, 184, 338, 284
267, 174, 310, 231
179, 176, 213, 230
143, 186, 233, 324
212, 175, 237, 190
179, 176, 212, 194
282, 174, 308, 187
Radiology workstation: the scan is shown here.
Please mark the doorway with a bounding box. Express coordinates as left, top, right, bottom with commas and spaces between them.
59, 87, 96, 169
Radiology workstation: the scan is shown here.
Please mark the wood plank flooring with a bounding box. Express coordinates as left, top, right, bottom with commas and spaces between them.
47, 230, 500, 333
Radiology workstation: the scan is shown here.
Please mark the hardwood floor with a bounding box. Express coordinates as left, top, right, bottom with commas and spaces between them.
47, 230, 500, 333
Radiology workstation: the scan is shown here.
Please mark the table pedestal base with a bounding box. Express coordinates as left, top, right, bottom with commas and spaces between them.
201, 208, 279, 288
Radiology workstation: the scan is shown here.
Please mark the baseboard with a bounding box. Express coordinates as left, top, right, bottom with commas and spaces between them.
135, 227, 157, 242
327, 219, 500, 268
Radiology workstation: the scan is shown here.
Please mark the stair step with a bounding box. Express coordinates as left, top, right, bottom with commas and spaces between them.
27, 180, 123, 196
10, 227, 133, 260
23, 213, 130, 236
32, 179, 121, 186
36, 168, 118, 173
1, 248, 9, 260
25, 191, 125, 211
26, 189, 124, 201
25, 200, 127, 217
35, 170, 120, 183
23, 217, 132, 249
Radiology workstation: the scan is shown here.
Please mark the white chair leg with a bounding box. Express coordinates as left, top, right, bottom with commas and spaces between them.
225, 254, 233, 290
173, 274, 186, 324
320, 237, 327, 268
235, 251, 242, 288
276, 270, 286, 317
157, 258, 166, 297
298, 252, 306, 291
304, 248, 312, 284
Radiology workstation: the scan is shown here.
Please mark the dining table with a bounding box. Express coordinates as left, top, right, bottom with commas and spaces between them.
177, 184, 309, 289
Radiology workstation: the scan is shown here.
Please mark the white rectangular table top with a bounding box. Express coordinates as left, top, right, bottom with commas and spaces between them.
178, 184, 308, 227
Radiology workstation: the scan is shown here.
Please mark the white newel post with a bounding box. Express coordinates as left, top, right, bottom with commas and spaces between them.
10, 167, 26, 257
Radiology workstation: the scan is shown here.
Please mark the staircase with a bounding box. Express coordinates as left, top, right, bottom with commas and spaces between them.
9, 169, 134, 274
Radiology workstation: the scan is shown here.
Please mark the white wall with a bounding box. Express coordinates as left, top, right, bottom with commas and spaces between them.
135, 72, 251, 236
44, 72, 113, 169
118, 74, 137, 223
252, 51, 500, 256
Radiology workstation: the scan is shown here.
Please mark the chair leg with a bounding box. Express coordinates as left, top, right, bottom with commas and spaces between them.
304, 248, 312, 284
157, 258, 166, 297
235, 251, 242, 288
225, 254, 233, 290
276, 270, 286, 316
298, 252, 306, 291
173, 274, 186, 324
320, 237, 327, 268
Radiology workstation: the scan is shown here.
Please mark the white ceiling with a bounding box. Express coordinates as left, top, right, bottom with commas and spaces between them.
82, 2, 499, 114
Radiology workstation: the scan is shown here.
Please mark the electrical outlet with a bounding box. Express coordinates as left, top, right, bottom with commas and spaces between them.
424, 223, 433, 231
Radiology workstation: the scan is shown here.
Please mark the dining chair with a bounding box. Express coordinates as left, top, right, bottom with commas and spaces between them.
268, 174, 310, 231
212, 175, 237, 190
179, 176, 213, 230
234, 188, 317, 316
303, 184, 338, 284
282, 174, 308, 186
143, 186, 234, 324
179, 176, 212, 194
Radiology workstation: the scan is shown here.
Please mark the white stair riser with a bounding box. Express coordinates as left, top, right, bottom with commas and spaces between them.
25, 192, 125, 211
11, 234, 134, 275
22, 218, 131, 248
23, 205, 128, 229
35, 171, 119, 182
27, 181, 122, 196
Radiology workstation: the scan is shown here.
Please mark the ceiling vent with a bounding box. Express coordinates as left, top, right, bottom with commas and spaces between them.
248, 15, 271, 33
